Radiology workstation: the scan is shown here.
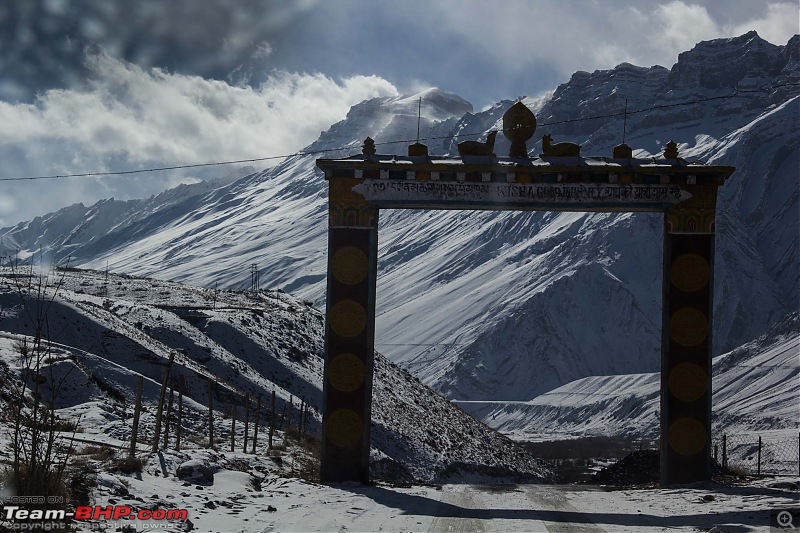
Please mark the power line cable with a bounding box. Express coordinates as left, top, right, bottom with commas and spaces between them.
1, 82, 797, 182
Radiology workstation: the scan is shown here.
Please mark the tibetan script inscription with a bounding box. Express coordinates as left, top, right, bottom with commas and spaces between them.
351, 180, 690, 207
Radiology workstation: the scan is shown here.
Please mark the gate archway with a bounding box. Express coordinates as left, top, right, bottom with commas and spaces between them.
316, 103, 734, 486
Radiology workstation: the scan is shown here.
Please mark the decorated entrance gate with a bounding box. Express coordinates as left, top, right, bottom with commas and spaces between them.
316, 103, 734, 486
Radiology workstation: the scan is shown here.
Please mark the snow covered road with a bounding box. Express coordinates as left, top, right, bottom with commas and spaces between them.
218, 480, 798, 533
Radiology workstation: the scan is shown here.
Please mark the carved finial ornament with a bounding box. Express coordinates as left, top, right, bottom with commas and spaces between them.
362, 137, 376, 156
664, 140, 679, 159
503, 102, 537, 157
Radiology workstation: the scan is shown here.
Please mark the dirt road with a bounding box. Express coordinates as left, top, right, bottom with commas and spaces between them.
428, 484, 605, 533
219, 477, 797, 532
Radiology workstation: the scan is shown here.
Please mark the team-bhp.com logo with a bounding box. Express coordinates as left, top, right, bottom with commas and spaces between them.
2, 498, 188, 530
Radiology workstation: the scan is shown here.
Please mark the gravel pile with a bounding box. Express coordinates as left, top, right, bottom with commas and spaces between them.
585, 450, 660, 485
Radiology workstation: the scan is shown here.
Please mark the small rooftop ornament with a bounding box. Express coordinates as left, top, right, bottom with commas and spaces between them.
457, 130, 498, 157
362, 136, 376, 156
613, 143, 633, 158
663, 140, 679, 159
540, 134, 581, 157
503, 101, 537, 157
408, 142, 428, 157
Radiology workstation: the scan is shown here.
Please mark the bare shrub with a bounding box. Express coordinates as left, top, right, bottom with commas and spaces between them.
2, 264, 82, 513
68, 457, 97, 506
113, 455, 146, 474
81, 444, 117, 462
291, 435, 321, 483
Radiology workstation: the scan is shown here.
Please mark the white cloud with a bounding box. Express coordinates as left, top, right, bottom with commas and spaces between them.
654, 1, 720, 54
727, 2, 799, 44
388, 0, 796, 84
254, 41, 274, 59
1, 1, 795, 228
0, 52, 397, 226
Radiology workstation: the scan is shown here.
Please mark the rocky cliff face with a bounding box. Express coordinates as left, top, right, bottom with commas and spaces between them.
2, 32, 797, 403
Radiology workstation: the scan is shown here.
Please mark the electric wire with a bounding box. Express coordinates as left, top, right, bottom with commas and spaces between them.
1, 81, 797, 182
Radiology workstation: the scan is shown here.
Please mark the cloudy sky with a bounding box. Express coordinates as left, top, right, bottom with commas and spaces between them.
0, 0, 797, 227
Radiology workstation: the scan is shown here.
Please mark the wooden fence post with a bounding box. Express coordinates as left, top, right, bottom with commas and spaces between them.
243, 393, 250, 453
163, 379, 174, 449
298, 398, 305, 439
129, 376, 143, 459
303, 402, 310, 438
207, 380, 214, 448
757, 436, 762, 476
722, 434, 727, 469
287, 396, 293, 437
176, 376, 183, 451
152, 352, 175, 452
268, 390, 276, 449
251, 396, 261, 454
230, 405, 237, 453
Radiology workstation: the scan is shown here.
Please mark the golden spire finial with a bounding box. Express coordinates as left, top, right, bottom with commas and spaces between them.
502, 102, 537, 157
362, 137, 376, 156
664, 140, 679, 159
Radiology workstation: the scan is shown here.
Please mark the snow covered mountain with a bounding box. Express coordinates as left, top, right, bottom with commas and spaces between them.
458, 311, 799, 443
1, 32, 797, 405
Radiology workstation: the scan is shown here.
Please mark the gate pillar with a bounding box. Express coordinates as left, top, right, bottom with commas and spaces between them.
320, 175, 379, 483
661, 185, 718, 485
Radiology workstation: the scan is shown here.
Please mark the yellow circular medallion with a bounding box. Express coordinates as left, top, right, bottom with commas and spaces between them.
668, 363, 708, 402
332, 246, 369, 285
668, 417, 707, 456
671, 254, 710, 293
326, 409, 363, 448
329, 300, 367, 338
669, 308, 708, 347
329, 353, 366, 392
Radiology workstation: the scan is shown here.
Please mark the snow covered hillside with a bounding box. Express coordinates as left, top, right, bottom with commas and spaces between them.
1, 32, 797, 405
458, 311, 799, 442
0, 267, 551, 483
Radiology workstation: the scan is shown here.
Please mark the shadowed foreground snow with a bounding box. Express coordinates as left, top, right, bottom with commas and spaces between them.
40, 476, 800, 532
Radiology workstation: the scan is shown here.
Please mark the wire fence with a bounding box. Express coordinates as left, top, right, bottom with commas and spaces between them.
713, 433, 800, 476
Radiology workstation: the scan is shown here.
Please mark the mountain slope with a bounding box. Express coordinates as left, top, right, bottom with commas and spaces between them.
0, 267, 550, 482
458, 311, 799, 442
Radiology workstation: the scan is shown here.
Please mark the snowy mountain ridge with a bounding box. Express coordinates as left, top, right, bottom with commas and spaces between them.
1, 32, 797, 406
0, 267, 550, 483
